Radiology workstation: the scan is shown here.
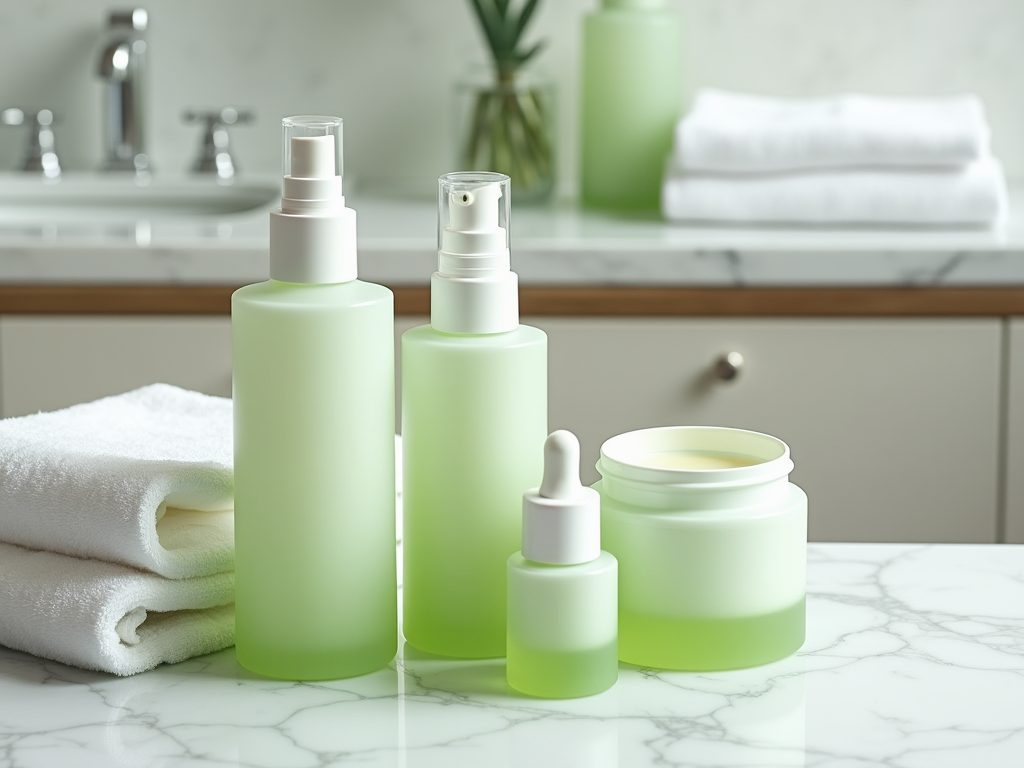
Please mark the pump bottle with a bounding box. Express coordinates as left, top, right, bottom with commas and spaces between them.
402, 172, 547, 659
507, 431, 618, 698
233, 116, 397, 680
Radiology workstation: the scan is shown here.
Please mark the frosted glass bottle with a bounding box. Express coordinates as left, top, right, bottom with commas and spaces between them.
507, 431, 618, 699
403, 172, 547, 658
233, 116, 396, 680
581, 0, 683, 210
596, 426, 807, 671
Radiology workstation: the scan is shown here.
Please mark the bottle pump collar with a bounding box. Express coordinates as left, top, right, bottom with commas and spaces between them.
269, 115, 357, 285
431, 172, 519, 335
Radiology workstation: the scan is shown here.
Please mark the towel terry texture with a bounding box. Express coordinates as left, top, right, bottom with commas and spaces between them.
0, 540, 234, 676
0, 384, 233, 579
662, 156, 1007, 225
662, 89, 1007, 225
674, 89, 990, 173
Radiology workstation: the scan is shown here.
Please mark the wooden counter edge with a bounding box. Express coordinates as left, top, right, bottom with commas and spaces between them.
0, 285, 1023, 316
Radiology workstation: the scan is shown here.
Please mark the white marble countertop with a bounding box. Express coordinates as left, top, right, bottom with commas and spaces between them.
1, 176, 1023, 288
1, 543, 1022, 767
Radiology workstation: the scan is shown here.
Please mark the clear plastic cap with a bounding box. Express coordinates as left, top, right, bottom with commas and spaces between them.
437, 172, 510, 256
282, 115, 342, 180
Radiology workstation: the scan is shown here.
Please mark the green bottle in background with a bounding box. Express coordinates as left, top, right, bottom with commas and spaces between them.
233, 116, 397, 680
402, 172, 548, 659
581, 0, 683, 210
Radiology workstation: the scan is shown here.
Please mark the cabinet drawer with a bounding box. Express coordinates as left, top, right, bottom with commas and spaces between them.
534, 317, 1000, 544
0, 317, 232, 418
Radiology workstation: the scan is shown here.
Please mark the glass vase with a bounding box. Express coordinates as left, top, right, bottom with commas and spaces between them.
454, 64, 555, 204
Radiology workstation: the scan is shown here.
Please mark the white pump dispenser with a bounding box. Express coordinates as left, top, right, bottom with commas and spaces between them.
431, 172, 518, 334
522, 431, 602, 566
269, 116, 356, 285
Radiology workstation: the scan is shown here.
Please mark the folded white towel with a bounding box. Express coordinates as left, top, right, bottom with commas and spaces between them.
661, 156, 1007, 225
674, 89, 990, 173
0, 384, 233, 579
0, 540, 234, 676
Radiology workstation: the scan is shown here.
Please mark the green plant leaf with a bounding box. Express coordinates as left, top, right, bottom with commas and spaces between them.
467, 0, 546, 68
468, 0, 504, 59
516, 39, 545, 67
514, 0, 542, 45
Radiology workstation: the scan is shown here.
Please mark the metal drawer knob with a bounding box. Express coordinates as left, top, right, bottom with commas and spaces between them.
714, 352, 744, 381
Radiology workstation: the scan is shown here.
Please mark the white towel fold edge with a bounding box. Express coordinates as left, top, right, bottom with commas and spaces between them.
674, 88, 991, 173
660, 155, 1008, 225
0, 540, 235, 676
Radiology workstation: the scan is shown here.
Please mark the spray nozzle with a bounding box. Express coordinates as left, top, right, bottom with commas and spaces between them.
436, 172, 510, 276
448, 183, 502, 233
290, 136, 335, 180
280, 115, 343, 213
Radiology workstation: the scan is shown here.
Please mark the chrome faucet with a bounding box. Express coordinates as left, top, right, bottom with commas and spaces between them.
97, 9, 149, 173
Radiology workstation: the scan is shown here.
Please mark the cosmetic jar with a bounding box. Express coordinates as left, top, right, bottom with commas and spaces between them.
595, 426, 806, 670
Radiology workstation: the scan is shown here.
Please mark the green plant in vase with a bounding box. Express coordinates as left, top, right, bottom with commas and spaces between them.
462, 0, 554, 202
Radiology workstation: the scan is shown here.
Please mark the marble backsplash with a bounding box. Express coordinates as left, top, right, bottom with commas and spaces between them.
0, 0, 1020, 191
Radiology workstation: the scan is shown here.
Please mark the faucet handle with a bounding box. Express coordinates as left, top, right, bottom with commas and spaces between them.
183, 108, 254, 181
2, 108, 61, 179
109, 9, 148, 30
184, 108, 254, 128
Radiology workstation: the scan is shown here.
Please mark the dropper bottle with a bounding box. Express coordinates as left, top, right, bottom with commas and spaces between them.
507, 430, 619, 698
232, 116, 397, 680
402, 171, 548, 658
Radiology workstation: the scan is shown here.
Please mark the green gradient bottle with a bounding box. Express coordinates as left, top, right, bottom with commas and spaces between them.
581, 0, 683, 210
233, 116, 396, 680
402, 172, 547, 658
507, 431, 618, 698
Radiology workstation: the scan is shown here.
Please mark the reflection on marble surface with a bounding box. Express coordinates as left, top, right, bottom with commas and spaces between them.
5, 188, 1024, 288
1, 544, 1022, 767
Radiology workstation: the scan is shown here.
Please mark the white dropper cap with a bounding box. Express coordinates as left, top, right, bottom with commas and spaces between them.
522, 430, 602, 566
269, 115, 357, 284
431, 171, 519, 335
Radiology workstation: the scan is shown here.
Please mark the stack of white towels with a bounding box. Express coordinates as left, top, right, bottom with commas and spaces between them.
0, 385, 236, 676
662, 89, 1007, 226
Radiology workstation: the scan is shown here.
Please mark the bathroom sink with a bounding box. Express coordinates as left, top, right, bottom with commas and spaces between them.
0, 173, 278, 248
0, 174, 277, 221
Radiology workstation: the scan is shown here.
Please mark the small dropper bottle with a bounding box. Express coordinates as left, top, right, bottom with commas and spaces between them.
507, 430, 618, 698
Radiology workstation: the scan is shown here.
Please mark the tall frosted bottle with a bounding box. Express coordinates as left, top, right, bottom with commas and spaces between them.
581, 0, 683, 210
403, 173, 547, 658
233, 116, 396, 680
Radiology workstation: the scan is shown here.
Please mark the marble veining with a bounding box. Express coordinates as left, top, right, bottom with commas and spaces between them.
1, 543, 1022, 767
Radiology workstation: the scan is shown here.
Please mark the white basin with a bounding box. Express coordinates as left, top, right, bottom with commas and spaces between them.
0, 173, 277, 244
0, 174, 278, 219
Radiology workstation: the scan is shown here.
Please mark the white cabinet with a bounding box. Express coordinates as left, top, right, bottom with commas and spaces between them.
0, 317, 233, 417
533, 318, 1001, 544
1005, 318, 1024, 543
0, 315, 1004, 544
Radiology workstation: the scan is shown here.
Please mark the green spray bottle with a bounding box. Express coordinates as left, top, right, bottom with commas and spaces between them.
233, 116, 397, 680
402, 172, 547, 658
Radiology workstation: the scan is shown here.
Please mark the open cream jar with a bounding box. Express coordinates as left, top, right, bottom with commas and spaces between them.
595, 426, 807, 671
